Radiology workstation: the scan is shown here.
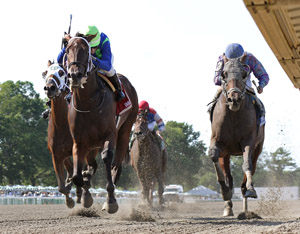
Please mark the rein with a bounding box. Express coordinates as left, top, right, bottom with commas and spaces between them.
70, 85, 106, 113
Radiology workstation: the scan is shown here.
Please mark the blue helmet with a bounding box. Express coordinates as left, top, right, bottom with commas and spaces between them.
225, 43, 244, 59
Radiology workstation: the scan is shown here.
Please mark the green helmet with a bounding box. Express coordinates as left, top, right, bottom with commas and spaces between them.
82, 25, 100, 47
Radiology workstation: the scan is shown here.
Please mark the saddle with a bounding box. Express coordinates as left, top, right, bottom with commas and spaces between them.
96, 72, 132, 116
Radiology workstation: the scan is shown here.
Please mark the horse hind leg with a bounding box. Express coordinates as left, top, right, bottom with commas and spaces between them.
53, 156, 75, 209
101, 141, 119, 214
111, 121, 133, 185
64, 158, 82, 204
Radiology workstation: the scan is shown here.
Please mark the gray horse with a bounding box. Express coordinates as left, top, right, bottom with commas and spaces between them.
209, 58, 265, 216
130, 113, 167, 205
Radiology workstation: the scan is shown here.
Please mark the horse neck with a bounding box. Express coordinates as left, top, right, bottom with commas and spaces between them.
72, 72, 100, 103
50, 94, 69, 126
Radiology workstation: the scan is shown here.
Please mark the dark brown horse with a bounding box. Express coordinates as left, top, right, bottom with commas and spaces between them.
209, 58, 265, 216
43, 61, 80, 208
130, 113, 166, 205
66, 36, 138, 213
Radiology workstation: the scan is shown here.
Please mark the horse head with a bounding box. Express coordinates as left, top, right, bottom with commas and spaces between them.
134, 112, 150, 140
221, 58, 250, 111
43, 60, 68, 99
66, 35, 95, 89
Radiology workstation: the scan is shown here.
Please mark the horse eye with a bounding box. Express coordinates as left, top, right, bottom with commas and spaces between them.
242, 71, 248, 79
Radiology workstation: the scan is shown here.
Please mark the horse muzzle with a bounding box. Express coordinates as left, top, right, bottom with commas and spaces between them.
227, 89, 242, 112
44, 85, 58, 99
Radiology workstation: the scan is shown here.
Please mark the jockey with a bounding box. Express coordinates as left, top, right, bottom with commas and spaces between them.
138, 100, 165, 133
42, 25, 125, 119
57, 25, 125, 102
208, 43, 269, 125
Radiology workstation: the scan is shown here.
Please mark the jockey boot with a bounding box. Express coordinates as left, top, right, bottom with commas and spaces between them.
42, 100, 51, 119
253, 95, 266, 126
109, 73, 125, 102
207, 87, 222, 114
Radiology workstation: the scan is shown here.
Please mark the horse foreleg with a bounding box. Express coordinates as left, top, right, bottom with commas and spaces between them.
101, 141, 119, 214
242, 146, 257, 198
209, 146, 232, 200
52, 155, 75, 209
64, 158, 82, 204
157, 175, 164, 205
80, 149, 98, 208
72, 143, 85, 188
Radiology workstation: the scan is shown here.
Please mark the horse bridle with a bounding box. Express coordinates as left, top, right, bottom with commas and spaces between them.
66, 37, 93, 78
222, 62, 250, 104
134, 114, 150, 138
45, 65, 69, 98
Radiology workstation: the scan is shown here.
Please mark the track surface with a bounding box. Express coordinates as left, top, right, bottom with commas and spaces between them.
1, 199, 300, 233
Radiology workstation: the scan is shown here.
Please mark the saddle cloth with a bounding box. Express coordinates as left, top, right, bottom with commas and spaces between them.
97, 71, 132, 116
116, 81, 132, 115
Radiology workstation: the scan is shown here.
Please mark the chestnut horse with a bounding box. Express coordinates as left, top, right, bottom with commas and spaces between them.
130, 113, 166, 205
66, 36, 138, 213
43, 61, 80, 208
209, 58, 265, 216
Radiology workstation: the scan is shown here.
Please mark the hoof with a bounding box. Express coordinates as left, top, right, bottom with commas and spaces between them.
245, 189, 257, 198
223, 207, 234, 216
81, 191, 93, 208
76, 197, 81, 204
102, 201, 119, 214
66, 197, 75, 209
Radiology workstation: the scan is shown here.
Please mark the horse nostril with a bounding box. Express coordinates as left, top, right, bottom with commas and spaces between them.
77, 72, 82, 78
227, 98, 232, 103
44, 86, 47, 91
50, 86, 56, 91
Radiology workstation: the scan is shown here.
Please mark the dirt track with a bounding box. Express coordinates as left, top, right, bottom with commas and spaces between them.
1, 199, 300, 234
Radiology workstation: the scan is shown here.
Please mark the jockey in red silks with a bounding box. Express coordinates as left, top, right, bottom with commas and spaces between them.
138, 100, 165, 133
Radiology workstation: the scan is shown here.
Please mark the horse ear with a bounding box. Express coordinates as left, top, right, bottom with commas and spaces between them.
42, 70, 48, 79
222, 54, 229, 63
47, 60, 53, 67
239, 52, 247, 63
86, 34, 97, 43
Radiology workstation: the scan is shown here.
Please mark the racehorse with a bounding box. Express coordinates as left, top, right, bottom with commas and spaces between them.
130, 113, 166, 205
66, 36, 138, 213
43, 61, 83, 208
209, 58, 265, 216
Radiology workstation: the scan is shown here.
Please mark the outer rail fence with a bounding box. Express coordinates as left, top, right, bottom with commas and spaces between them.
0, 196, 142, 205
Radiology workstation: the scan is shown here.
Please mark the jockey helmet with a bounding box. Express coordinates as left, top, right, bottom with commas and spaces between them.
139, 100, 149, 110
225, 43, 244, 59
82, 25, 100, 47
